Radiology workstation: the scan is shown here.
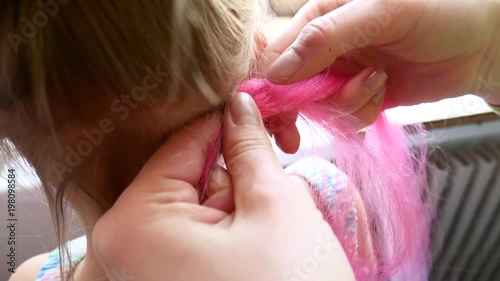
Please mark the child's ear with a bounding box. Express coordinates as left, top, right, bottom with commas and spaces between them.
255, 31, 268, 53
253, 32, 272, 78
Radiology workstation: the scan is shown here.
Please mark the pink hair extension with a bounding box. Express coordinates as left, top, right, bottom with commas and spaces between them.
200, 67, 430, 281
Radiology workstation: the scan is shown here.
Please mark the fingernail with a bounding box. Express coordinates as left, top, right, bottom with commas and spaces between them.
267, 49, 303, 82
372, 89, 385, 104
363, 69, 387, 96
229, 92, 262, 126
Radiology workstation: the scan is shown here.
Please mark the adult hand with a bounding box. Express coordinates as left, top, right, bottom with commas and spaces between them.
269, 65, 388, 154
266, 0, 500, 107
92, 93, 356, 281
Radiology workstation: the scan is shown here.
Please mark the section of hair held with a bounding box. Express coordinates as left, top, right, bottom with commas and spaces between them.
200, 67, 430, 281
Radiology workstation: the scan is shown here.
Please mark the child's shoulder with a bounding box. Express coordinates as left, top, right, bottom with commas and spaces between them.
8, 253, 50, 281
9, 236, 87, 281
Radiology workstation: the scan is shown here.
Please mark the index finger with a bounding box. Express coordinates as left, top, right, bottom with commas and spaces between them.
267, 0, 353, 55
266, 0, 411, 84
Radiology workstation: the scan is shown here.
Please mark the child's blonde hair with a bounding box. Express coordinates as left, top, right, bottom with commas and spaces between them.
0, 1, 267, 279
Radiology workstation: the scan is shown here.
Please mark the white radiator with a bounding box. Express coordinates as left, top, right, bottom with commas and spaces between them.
426, 119, 500, 281
277, 117, 500, 281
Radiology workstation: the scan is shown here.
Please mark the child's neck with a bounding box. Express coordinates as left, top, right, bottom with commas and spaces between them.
53, 111, 206, 280
66, 183, 110, 281
61, 140, 162, 280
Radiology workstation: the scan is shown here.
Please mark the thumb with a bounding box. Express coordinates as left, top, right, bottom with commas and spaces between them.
222, 92, 286, 213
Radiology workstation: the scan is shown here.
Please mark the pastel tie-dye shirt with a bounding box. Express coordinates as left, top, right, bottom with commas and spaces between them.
34, 156, 359, 280
35, 235, 86, 281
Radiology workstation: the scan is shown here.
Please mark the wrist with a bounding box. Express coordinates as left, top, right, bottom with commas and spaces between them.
476, 0, 500, 105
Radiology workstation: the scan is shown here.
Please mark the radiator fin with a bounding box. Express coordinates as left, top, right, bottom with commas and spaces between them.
430, 143, 500, 281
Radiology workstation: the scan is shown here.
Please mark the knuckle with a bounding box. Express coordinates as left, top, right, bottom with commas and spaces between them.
295, 15, 342, 58
295, 17, 335, 51
226, 145, 265, 174
226, 133, 271, 164
241, 179, 283, 208
132, 177, 199, 204
156, 182, 200, 204
160, 204, 193, 218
